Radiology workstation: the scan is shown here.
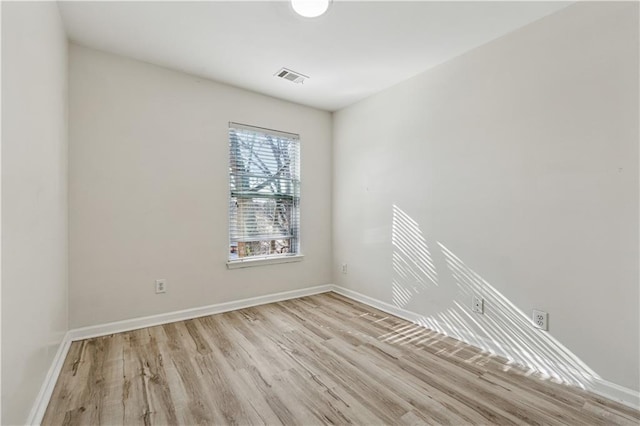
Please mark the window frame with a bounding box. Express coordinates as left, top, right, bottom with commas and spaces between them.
226, 122, 302, 269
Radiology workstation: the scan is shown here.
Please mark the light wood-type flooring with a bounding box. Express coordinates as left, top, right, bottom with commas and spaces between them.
43, 292, 640, 425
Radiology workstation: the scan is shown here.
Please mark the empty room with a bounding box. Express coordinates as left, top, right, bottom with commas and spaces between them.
1, 0, 639, 424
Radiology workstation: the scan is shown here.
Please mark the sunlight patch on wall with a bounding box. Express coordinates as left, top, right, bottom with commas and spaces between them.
385, 204, 601, 389
391, 205, 437, 308
439, 241, 600, 386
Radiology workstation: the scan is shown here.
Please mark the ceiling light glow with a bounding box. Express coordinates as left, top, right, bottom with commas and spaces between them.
291, 0, 330, 18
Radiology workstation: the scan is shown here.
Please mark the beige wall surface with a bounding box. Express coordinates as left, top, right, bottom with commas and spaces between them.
69, 44, 333, 328
333, 2, 639, 391
1, 2, 69, 424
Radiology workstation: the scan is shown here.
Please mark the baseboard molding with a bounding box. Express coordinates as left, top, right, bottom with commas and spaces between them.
27, 283, 639, 424
590, 377, 640, 410
330, 285, 640, 410
28, 283, 333, 425
68, 284, 334, 341
25, 332, 72, 426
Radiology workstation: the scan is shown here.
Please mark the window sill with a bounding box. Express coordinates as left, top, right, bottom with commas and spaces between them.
227, 255, 304, 269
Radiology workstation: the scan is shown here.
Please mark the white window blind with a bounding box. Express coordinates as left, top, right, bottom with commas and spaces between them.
228, 123, 300, 262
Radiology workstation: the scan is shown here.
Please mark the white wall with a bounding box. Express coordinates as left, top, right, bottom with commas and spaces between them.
1, 2, 69, 424
69, 44, 332, 328
333, 1, 639, 392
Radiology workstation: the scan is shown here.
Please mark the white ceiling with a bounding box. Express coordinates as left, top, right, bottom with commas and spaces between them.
58, 1, 570, 111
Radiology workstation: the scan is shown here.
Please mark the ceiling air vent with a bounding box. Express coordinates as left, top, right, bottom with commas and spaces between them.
274, 67, 308, 84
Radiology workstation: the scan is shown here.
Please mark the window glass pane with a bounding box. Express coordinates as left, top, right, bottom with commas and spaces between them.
228, 124, 300, 261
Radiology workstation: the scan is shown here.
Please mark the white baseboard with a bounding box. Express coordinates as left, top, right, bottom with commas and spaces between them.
25, 332, 72, 426
28, 284, 333, 425
68, 284, 333, 341
330, 285, 640, 410
331, 286, 514, 364
590, 378, 640, 410
27, 282, 639, 425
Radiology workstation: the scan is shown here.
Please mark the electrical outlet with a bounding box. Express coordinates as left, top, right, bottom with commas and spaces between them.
472, 296, 484, 314
155, 279, 167, 294
341, 263, 348, 274
532, 309, 548, 330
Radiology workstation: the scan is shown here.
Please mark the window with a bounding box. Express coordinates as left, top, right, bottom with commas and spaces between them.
228, 123, 301, 266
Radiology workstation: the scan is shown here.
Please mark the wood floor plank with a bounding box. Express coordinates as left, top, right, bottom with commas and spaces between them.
122, 329, 155, 425
325, 335, 517, 425
41, 340, 85, 425
43, 292, 640, 425
158, 323, 216, 425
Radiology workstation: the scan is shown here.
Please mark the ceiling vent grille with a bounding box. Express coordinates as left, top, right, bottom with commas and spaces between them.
274, 68, 308, 84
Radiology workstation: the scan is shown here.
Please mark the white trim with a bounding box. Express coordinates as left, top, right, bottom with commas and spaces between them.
28, 284, 333, 425
27, 283, 639, 424
68, 283, 329, 341
25, 332, 72, 426
590, 378, 640, 410
227, 254, 304, 269
330, 285, 640, 410
229, 121, 299, 139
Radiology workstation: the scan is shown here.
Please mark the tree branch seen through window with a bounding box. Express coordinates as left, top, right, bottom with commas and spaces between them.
228, 123, 300, 261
